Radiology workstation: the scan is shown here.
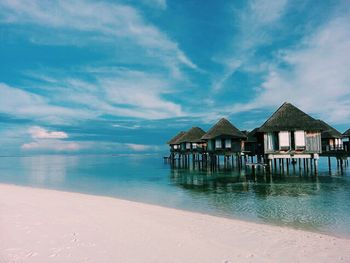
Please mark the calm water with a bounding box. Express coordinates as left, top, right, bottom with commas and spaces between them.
0, 154, 350, 237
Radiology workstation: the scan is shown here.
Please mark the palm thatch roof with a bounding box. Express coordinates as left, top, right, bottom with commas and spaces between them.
167, 131, 186, 145
177, 127, 206, 143
316, 120, 342, 139
343, 129, 350, 137
201, 118, 246, 140
258, 102, 323, 132
246, 127, 259, 142
241, 130, 249, 137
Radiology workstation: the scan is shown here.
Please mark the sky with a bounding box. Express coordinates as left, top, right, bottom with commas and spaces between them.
0, 0, 350, 155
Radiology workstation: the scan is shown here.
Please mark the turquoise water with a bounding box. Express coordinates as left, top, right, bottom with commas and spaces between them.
0, 154, 350, 237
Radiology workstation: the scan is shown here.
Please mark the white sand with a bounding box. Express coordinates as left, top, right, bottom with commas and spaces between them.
0, 184, 350, 263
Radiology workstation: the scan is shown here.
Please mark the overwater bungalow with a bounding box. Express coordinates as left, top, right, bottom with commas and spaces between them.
258, 102, 323, 171
243, 128, 263, 158
317, 120, 343, 152
177, 127, 206, 153
343, 129, 350, 152
201, 118, 246, 155
167, 131, 186, 153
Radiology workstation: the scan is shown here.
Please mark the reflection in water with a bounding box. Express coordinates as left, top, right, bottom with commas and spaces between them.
169, 165, 350, 235
20, 155, 79, 185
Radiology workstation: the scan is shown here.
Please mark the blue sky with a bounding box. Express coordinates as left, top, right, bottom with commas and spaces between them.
0, 0, 350, 155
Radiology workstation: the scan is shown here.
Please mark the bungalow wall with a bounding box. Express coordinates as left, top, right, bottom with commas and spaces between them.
179, 142, 206, 152
305, 132, 321, 152
207, 137, 243, 153
245, 134, 264, 155
343, 137, 349, 152
170, 144, 181, 151
322, 138, 343, 151
264, 131, 321, 154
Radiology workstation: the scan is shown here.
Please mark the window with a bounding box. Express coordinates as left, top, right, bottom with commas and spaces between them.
215, 138, 222, 149
294, 130, 305, 149
279, 131, 290, 150
186, 143, 191, 149
208, 141, 213, 151
192, 143, 197, 149
266, 133, 275, 150
225, 139, 231, 148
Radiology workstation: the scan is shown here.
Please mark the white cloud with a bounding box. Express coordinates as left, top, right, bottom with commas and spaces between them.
21, 140, 80, 151
235, 0, 288, 49
0, 83, 94, 123
22, 126, 79, 152
0, 0, 195, 75
0, 64, 186, 121
0, 0, 193, 122
125, 143, 159, 151
19, 135, 160, 153
28, 126, 68, 139
212, 0, 288, 91
249, 0, 288, 25
29, 68, 185, 120
112, 124, 141, 129
101, 70, 183, 117
252, 14, 350, 123
212, 59, 242, 92
142, 0, 167, 10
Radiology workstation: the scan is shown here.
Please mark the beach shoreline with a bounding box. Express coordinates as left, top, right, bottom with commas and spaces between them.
1, 183, 350, 263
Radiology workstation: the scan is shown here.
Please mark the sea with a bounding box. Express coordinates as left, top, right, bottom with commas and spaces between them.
0, 154, 349, 237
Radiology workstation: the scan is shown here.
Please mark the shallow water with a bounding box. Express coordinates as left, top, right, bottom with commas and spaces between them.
0, 154, 349, 237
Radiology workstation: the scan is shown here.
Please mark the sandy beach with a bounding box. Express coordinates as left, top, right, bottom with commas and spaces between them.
1, 183, 350, 263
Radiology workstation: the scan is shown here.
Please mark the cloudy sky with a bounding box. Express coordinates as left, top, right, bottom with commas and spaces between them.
0, 0, 350, 155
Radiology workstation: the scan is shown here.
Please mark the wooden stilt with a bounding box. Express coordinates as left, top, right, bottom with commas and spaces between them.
314, 159, 318, 175
340, 158, 344, 174
310, 158, 313, 174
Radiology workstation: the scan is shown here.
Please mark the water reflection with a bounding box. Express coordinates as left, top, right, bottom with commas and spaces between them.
20, 155, 79, 186
170, 166, 323, 196
169, 165, 350, 236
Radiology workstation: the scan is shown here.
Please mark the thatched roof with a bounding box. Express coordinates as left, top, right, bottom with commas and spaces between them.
258, 102, 323, 132
343, 129, 350, 137
246, 127, 259, 142
167, 131, 186, 145
317, 120, 342, 139
201, 118, 246, 140
177, 127, 206, 143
